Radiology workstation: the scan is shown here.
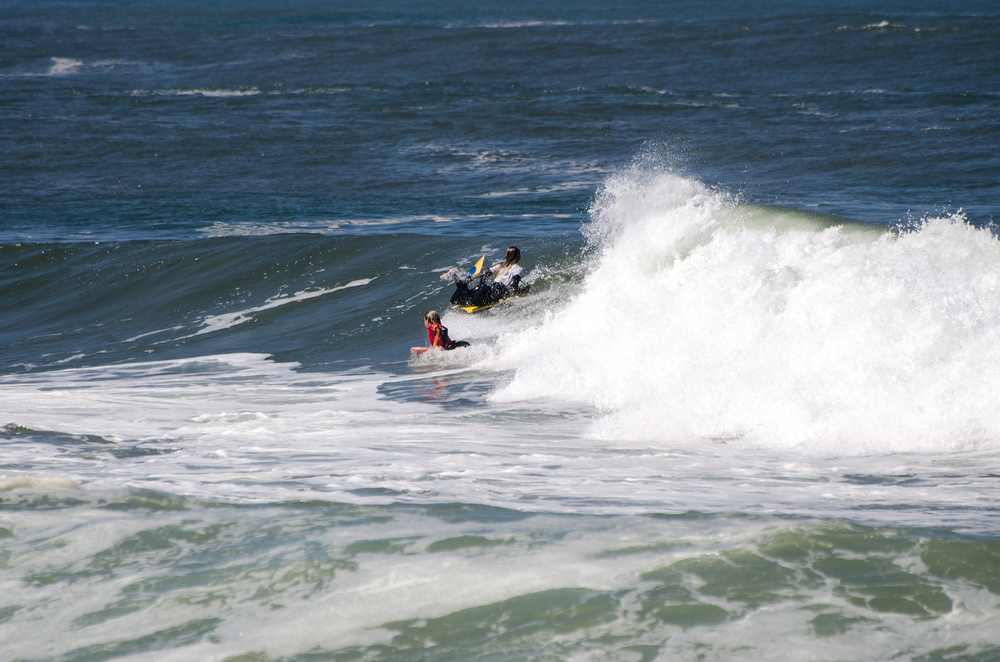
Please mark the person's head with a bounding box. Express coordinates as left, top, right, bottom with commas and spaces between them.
503, 246, 521, 267
424, 310, 441, 327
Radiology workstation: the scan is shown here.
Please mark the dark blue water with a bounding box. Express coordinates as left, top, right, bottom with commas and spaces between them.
2, 0, 997, 243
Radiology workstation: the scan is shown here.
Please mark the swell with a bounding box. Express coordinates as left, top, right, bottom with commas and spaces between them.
0, 234, 582, 374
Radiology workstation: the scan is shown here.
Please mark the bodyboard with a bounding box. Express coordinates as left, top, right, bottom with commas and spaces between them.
453, 300, 502, 314
451, 289, 527, 314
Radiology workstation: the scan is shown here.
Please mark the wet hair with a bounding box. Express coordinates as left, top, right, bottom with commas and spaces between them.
425, 310, 441, 324
500, 246, 521, 270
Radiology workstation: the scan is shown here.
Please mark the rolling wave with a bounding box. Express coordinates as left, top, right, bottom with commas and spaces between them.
490, 165, 1000, 455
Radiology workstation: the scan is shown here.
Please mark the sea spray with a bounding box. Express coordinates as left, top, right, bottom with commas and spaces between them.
3, 2, 999, 658
490, 169, 1000, 455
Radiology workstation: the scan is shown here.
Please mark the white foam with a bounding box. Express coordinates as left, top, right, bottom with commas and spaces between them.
470, 19, 653, 29
862, 20, 906, 30
122, 326, 185, 343
171, 88, 260, 97
0, 475, 82, 492
476, 20, 575, 28
53, 353, 87, 364
45, 58, 82, 76
198, 217, 461, 236
2, 351, 999, 527
489, 165, 1000, 456
186, 280, 374, 337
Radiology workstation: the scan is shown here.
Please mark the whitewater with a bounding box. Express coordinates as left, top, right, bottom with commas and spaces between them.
5, 168, 1000, 514
5, 169, 1000, 660
4, 1, 1000, 660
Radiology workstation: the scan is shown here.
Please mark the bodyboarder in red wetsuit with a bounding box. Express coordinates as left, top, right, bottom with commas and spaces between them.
424, 311, 470, 350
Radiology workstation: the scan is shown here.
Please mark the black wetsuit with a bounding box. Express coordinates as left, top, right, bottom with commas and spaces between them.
450, 280, 512, 308
450, 271, 529, 308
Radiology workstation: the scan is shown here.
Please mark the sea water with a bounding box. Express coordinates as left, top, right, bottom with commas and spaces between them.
2, 1, 1000, 660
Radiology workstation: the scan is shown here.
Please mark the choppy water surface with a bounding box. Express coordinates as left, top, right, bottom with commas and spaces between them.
3, 0, 1000, 660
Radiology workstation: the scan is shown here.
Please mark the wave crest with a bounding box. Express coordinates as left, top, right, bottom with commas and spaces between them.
492, 165, 1000, 455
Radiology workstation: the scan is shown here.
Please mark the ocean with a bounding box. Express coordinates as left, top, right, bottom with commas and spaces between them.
2, 1, 1000, 660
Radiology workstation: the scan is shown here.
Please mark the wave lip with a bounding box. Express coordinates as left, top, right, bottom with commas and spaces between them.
491, 166, 1000, 455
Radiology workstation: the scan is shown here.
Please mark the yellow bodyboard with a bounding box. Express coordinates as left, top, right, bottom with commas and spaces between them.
455, 301, 501, 314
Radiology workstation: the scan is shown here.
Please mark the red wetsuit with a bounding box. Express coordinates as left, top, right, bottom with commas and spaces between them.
427, 322, 451, 349
426, 322, 470, 350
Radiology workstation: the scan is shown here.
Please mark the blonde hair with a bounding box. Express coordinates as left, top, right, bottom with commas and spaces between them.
425, 310, 441, 324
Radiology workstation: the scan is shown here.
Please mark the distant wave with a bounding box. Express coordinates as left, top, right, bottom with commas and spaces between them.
447, 19, 655, 29
168, 88, 261, 98
199, 219, 427, 237
126, 88, 262, 98
47, 57, 82, 75
837, 20, 909, 32
0, 57, 84, 78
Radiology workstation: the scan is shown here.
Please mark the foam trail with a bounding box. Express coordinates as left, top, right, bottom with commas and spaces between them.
187, 279, 373, 337
491, 166, 1000, 455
